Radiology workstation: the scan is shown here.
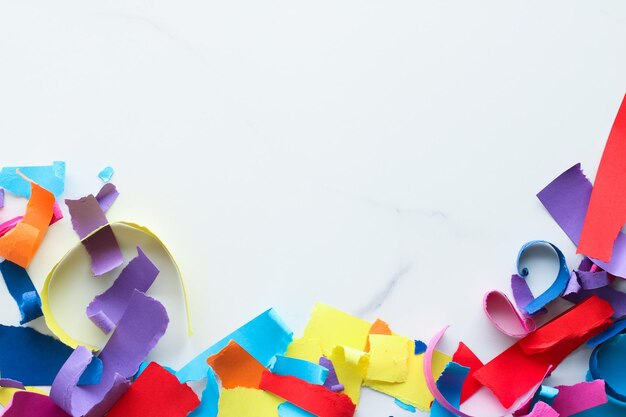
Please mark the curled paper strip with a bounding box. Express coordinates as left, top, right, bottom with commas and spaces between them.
514, 241, 570, 315
589, 333, 626, 402
483, 290, 536, 338
423, 326, 551, 417
41, 221, 193, 351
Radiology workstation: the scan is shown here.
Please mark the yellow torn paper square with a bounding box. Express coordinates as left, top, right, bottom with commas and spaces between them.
329, 345, 369, 405
303, 303, 371, 356
285, 337, 323, 363
365, 334, 410, 383
217, 387, 281, 417
364, 339, 451, 411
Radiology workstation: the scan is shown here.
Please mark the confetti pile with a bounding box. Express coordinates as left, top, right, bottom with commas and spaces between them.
0, 95, 626, 417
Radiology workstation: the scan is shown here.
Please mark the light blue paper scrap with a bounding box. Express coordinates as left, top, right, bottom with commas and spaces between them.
0, 161, 65, 198
278, 402, 316, 417
188, 368, 220, 417
394, 398, 416, 412
176, 308, 293, 383
270, 355, 329, 385
430, 362, 470, 417
98, 166, 114, 182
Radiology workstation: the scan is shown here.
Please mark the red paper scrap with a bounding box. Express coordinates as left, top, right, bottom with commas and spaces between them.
106, 362, 199, 417
452, 342, 484, 404
578, 94, 626, 262
259, 370, 356, 417
473, 296, 613, 409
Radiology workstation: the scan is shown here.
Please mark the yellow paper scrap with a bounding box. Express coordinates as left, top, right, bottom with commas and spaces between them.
365, 334, 410, 383
285, 337, 323, 363
0, 386, 46, 407
364, 339, 451, 411
303, 304, 371, 356
217, 387, 281, 417
41, 221, 193, 350
329, 345, 369, 405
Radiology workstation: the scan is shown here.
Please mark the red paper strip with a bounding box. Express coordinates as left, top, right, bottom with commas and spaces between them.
452, 342, 484, 404
106, 363, 200, 417
473, 296, 613, 409
259, 370, 356, 417
578, 94, 626, 262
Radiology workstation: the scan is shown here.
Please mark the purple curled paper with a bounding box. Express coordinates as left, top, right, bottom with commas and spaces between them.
65, 188, 123, 277
537, 163, 626, 278
86, 247, 159, 334
51, 290, 169, 417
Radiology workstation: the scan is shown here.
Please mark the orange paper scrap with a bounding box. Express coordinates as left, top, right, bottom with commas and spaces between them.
206, 340, 266, 389
0, 181, 54, 267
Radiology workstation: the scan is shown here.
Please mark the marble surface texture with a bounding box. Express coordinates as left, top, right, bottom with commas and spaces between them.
1, 1, 626, 415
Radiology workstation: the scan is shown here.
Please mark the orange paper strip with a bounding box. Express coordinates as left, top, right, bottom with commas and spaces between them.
0, 181, 54, 267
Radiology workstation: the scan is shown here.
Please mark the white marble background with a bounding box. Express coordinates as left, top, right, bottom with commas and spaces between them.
1, 1, 626, 415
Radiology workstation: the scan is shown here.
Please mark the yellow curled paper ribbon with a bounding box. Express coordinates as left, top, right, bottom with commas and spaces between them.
41, 221, 193, 351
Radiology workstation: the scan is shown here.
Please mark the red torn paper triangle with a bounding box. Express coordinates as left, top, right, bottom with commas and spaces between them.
259, 370, 356, 417
452, 342, 484, 404
578, 94, 626, 262
473, 296, 613, 409
106, 362, 199, 417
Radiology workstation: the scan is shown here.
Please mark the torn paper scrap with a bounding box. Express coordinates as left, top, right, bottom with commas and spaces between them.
188, 368, 219, 417
278, 402, 316, 417
578, 94, 626, 262
519, 401, 559, 417
430, 362, 469, 417
271, 355, 328, 385
98, 167, 114, 183
514, 240, 570, 315
393, 398, 416, 412
86, 246, 159, 333
303, 303, 371, 356
587, 319, 626, 347
567, 395, 626, 416
0, 180, 55, 267
328, 345, 368, 405
364, 318, 392, 351
483, 290, 535, 338
451, 342, 484, 404
0, 161, 65, 198
50, 290, 168, 417
0, 260, 43, 324
286, 338, 323, 363
95, 183, 119, 212
537, 163, 626, 277
589, 333, 626, 401
364, 338, 450, 410
0, 188, 4, 208
364, 334, 410, 383
66, 193, 123, 276
259, 371, 356, 417
106, 362, 200, 417
550, 381, 608, 417
217, 387, 281, 417
0, 325, 102, 386
177, 308, 292, 383
2, 391, 70, 417
319, 357, 344, 392
206, 340, 266, 389
474, 296, 613, 408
